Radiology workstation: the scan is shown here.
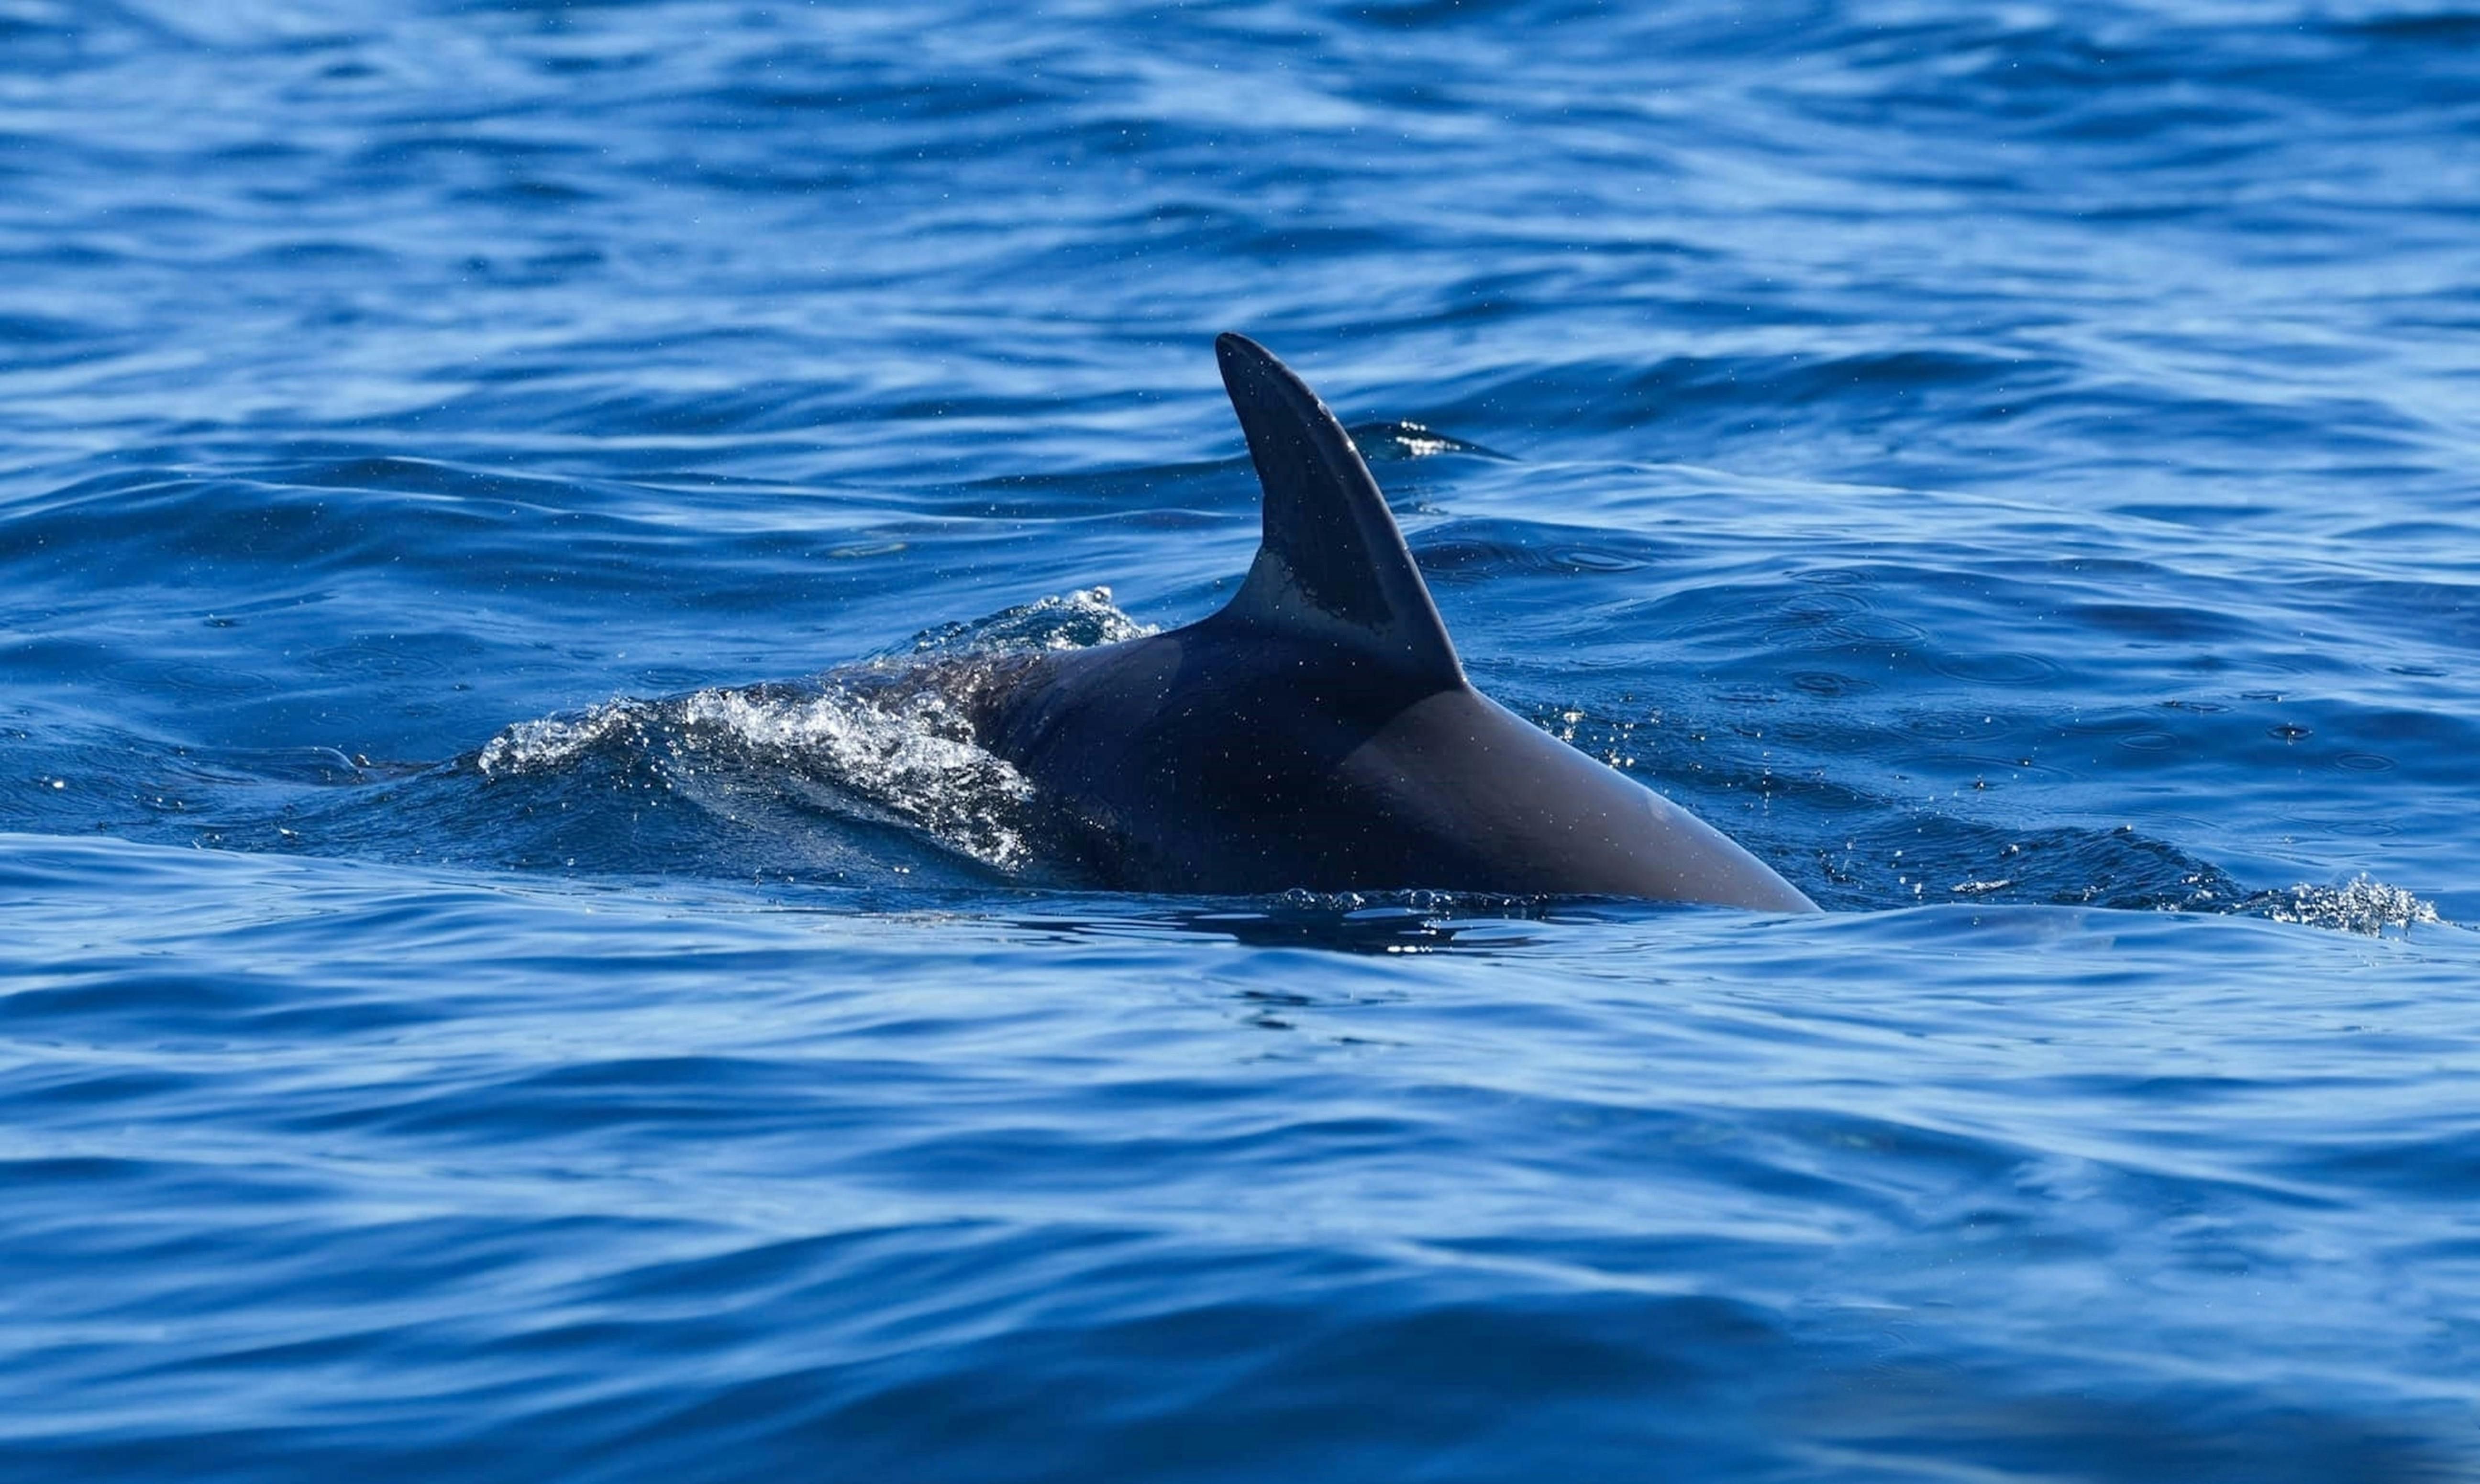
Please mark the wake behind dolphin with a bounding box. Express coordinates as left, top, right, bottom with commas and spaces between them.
950, 335, 1818, 912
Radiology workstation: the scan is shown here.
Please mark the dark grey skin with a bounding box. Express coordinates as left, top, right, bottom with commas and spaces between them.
965, 333, 1818, 912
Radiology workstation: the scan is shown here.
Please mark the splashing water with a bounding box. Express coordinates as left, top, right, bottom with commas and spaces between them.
470, 588, 1170, 876
2242, 875, 2445, 934
901, 585, 1157, 660
478, 679, 1040, 874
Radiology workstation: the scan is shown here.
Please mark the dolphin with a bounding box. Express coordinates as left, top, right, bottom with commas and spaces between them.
961, 333, 1818, 912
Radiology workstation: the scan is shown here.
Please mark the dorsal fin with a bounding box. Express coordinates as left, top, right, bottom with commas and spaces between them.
1212, 332, 1463, 686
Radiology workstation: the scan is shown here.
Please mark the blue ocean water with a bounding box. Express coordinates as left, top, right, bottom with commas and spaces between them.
4, 1, 2478, 1478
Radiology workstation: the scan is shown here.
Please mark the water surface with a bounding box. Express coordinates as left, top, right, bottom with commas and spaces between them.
2, 2, 2477, 1479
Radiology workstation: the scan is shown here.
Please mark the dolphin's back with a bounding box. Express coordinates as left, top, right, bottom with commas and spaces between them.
968, 334, 1819, 911
1340, 686, 1819, 909
974, 621, 1453, 893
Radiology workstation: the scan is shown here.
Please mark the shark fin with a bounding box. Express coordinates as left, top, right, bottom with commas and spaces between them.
1212, 332, 1463, 687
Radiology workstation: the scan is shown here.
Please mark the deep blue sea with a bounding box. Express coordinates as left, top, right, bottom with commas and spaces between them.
5, 2, 2479, 1479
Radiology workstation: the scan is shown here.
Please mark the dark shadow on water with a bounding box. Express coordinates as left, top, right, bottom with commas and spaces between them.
1170, 901, 1540, 955
1002, 890, 1760, 956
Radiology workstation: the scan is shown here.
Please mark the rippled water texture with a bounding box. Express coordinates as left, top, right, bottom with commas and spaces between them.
2, 2, 2477, 1480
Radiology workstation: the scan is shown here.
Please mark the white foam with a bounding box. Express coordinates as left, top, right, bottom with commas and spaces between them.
2248, 875, 2443, 934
